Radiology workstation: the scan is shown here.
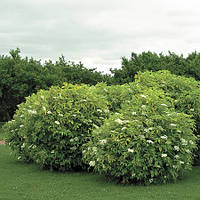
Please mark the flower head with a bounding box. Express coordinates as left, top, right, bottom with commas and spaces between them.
174, 146, 180, 151
160, 135, 168, 140
55, 121, 60, 125
115, 118, 124, 125
89, 161, 95, 167
28, 110, 37, 114
181, 138, 188, 146
147, 140, 154, 144
128, 148, 134, 153
175, 155, 180, 159
99, 139, 107, 145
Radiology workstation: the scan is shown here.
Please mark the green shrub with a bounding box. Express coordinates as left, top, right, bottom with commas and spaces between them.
135, 70, 200, 165
4, 83, 109, 171
93, 83, 138, 112
83, 89, 197, 184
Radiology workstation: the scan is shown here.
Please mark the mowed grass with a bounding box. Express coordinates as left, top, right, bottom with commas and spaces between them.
0, 145, 200, 200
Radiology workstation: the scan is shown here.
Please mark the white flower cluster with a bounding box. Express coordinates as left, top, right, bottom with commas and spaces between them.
89, 161, 95, 167
149, 178, 153, 183
146, 140, 154, 144
139, 135, 145, 139
160, 135, 168, 140
99, 139, 107, 145
115, 119, 129, 125
181, 138, 188, 146
104, 109, 110, 113
161, 153, 167, 158
174, 155, 179, 159
51, 150, 55, 154
55, 121, 60, 125
141, 105, 146, 109
28, 110, 37, 114
174, 146, 180, 151
21, 143, 25, 148
132, 112, 137, 116
144, 127, 153, 133
8, 120, 15, 123
189, 140, 194, 145
128, 148, 134, 153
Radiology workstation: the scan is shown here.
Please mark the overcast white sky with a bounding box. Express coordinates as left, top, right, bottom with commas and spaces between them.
1, 0, 200, 73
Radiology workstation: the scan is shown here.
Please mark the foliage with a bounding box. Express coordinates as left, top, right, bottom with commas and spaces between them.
0, 49, 63, 122
93, 83, 138, 112
0, 49, 111, 122
110, 51, 200, 84
83, 89, 197, 184
55, 56, 111, 85
4, 83, 109, 171
135, 70, 200, 165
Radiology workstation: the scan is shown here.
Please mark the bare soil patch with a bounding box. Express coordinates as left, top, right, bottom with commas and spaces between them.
0, 141, 5, 145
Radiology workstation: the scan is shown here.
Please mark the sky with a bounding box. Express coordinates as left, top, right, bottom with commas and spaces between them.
1, 0, 200, 74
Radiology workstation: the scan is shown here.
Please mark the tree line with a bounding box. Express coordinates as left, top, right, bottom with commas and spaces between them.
1, 49, 200, 121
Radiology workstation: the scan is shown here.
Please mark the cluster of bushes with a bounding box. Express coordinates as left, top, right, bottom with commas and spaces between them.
4, 70, 200, 185
0, 49, 110, 122
2, 49, 200, 122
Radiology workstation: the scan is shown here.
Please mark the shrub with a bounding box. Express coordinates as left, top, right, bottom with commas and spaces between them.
83, 89, 197, 184
4, 83, 109, 171
93, 83, 138, 112
135, 70, 200, 165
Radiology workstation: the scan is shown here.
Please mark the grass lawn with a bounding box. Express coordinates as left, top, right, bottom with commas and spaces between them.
0, 145, 200, 200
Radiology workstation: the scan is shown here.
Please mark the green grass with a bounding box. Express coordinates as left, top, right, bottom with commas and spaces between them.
0, 122, 6, 140
0, 145, 200, 200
